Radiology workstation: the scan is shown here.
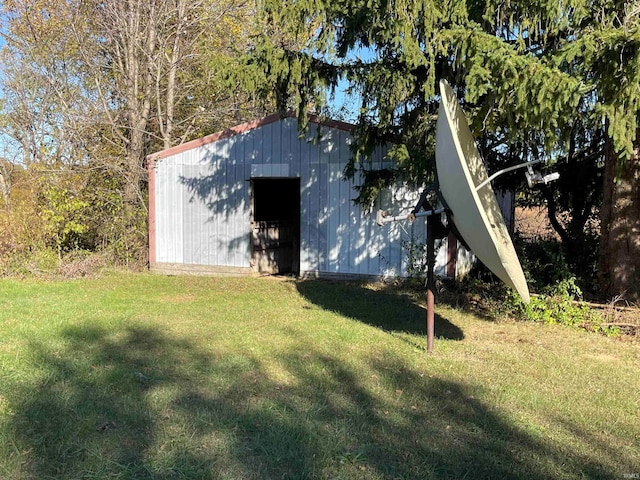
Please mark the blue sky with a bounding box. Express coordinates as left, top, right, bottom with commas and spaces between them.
322, 45, 375, 123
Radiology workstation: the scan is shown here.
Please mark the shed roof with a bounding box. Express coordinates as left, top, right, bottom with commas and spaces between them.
147, 112, 355, 162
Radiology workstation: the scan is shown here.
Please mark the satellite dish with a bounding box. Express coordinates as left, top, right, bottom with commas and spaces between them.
435, 79, 530, 303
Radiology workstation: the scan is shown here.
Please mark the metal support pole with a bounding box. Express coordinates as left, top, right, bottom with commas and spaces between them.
426, 215, 435, 352
376, 207, 445, 226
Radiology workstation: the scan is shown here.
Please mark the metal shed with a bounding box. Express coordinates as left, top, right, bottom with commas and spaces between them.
147, 113, 470, 279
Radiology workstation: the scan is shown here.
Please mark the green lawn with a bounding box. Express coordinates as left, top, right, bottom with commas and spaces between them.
0, 273, 638, 479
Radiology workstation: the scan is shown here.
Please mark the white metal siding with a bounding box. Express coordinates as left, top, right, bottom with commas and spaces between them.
152, 117, 448, 278
155, 161, 184, 263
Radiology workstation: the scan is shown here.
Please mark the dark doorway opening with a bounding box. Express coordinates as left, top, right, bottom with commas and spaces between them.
250, 178, 301, 275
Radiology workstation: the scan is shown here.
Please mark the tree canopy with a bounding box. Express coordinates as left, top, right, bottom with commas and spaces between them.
0, 0, 272, 269
246, 0, 639, 300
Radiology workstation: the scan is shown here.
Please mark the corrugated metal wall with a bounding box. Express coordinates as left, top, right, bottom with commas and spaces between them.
151, 116, 450, 278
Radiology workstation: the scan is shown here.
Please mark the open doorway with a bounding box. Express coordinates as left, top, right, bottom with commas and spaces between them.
250, 178, 301, 275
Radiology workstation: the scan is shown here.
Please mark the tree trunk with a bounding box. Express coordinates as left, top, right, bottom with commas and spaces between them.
113, 0, 156, 206
0, 170, 10, 210
599, 129, 640, 302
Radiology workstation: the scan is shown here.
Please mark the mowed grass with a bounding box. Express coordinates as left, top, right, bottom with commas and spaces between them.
0, 273, 638, 480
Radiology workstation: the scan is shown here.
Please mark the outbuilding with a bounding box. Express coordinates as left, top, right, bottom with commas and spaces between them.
147, 113, 479, 279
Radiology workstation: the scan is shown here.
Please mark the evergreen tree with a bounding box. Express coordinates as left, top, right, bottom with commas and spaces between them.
247, 0, 639, 300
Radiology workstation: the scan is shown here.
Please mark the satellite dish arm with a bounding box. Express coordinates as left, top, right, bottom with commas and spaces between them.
376, 185, 446, 226
476, 159, 560, 191
411, 188, 430, 215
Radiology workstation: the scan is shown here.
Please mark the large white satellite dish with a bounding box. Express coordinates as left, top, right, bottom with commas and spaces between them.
435, 79, 530, 302
376, 79, 557, 350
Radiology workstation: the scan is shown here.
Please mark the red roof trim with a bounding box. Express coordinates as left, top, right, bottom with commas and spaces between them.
305, 113, 354, 134
147, 111, 355, 161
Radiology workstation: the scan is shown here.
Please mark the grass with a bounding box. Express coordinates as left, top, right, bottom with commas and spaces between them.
0, 273, 638, 479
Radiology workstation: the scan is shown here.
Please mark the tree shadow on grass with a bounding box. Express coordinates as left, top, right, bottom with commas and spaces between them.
8, 326, 205, 478
5, 322, 630, 479
296, 279, 465, 342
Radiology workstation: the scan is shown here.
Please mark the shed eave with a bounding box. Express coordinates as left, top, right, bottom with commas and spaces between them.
146, 111, 355, 162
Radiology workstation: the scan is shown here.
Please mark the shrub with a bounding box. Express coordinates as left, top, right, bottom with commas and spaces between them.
503, 278, 619, 337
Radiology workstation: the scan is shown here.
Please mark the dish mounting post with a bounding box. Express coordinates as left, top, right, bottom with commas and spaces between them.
425, 213, 436, 352
377, 187, 446, 352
